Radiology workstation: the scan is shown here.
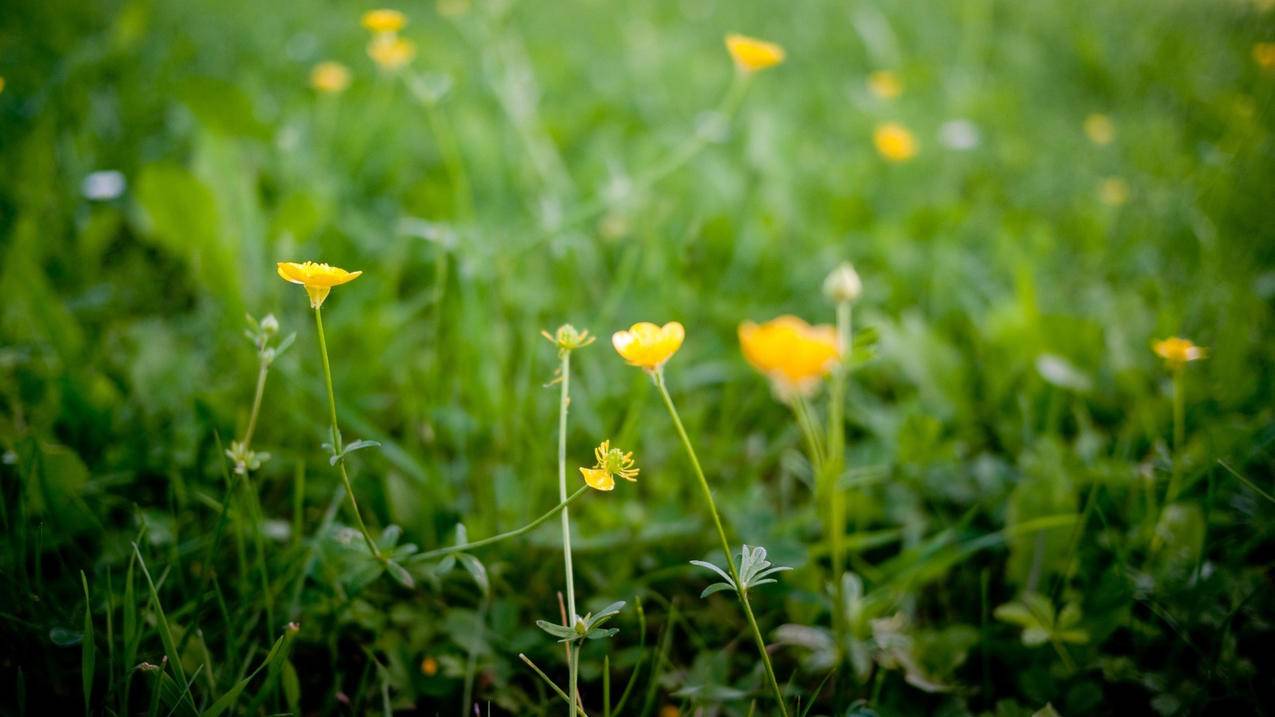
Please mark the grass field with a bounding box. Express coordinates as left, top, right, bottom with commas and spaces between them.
3, 0, 1275, 714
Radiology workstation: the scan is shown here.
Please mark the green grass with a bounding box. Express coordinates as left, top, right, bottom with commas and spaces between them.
2, 0, 1275, 713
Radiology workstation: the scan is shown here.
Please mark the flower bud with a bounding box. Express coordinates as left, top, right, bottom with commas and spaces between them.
542, 324, 595, 353
260, 314, 280, 335
823, 262, 862, 303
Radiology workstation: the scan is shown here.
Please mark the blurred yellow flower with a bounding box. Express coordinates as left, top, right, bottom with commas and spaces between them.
1254, 42, 1275, 69
1153, 337, 1207, 368
276, 261, 363, 309
868, 70, 902, 99
436, 0, 470, 17
1098, 177, 1129, 206
725, 33, 785, 73
739, 316, 841, 398
0, 76, 5, 94
368, 34, 416, 70
1084, 113, 1115, 145
362, 8, 407, 33
659, 707, 680, 717
612, 321, 685, 372
310, 62, 351, 94
874, 122, 917, 162
420, 656, 438, 676
579, 440, 639, 492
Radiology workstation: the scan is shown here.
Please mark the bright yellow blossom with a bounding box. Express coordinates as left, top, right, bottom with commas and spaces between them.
612, 321, 685, 372
361, 9, 407, 33
725, 33, 785, 73
1254, 42, 1275, 69
310, 62, 351, 93
368, 34, 416, 70
276, 261, 363, 309
739, 316, 841, 398
1153, 337, 1208, 368
868, 70, 902, 99
1084, 113, 1115, 145
579, 440, 639, 492
874, 122, 917, 162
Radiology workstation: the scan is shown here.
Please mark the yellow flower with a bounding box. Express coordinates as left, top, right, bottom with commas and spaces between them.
1084, 113, 1115, 145
1098, 177, 1129, 206
0, 76, 5, 94
739, 316, 841, 398
1153, 337, 1208, 368
420, 656, 438, 676
725, 33, 785, 73
867, 70, 902, 99
368, 34, 416, 71
612, 321, 685, 372
874, 122, 917, 162
361, 8, 407, 34
276, 261, 363, 309
1254, 42, 1275, 69
579, 440, 639, 492
310, 62, 351, 94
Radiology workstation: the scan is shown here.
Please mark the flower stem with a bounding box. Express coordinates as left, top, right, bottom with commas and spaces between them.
826, 301, 852, 649
1167, 365, 1185, 503
411, 486, 590, 562
313, 306, 381, 559
791, 397, 825, 474
557, 350, 580, 715
653, 370, 788, 716
241, 359, 269, 450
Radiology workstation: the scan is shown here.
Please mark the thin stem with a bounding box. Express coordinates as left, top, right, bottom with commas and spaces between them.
241, 359, 269, 449
791, 396, 825, 474
826, 301, 852, 651
313, 306, 381, 559
653, 370, 788, 716
557, 350, 580, 715
1168, 366, 1185, 503
519, 654, 589, 717
412, 486, 591, 562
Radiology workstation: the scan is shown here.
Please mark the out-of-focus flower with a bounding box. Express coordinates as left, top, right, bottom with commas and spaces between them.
874, 122, 917, 162
1153, 337, 1207, 368
659, 707, 680, 717
1254, 42, 1275, 69
276, 261, 363, 309
725, 33, 785, 73
823, 262, 863, 303
939, 119, 980, 150
612, 322, 685, 372
579, 440, 639, 491
310, 61, 351, 93
82, 170, 126, 201
362, 9, 407, 34
436, 0, 470, 17
368, 34, 416, 70
739, 316, 841, 398
1098, 177, 1129, 206
1084, 113, 1115, 145
867, 70, 902, 99
0, 76, 6, 94
420, 656, 439, 676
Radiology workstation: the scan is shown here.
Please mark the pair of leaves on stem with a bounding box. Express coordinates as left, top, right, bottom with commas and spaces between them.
322, 436, 382, 466
431, 524, 490, 597
692, 544, 792, 598
536, 600, 626, 644
993, 591, 1089, 647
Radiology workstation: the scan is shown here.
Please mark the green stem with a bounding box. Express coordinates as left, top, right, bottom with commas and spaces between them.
412, 486, 591, 562
1168, 366, 1185, 503
313, 306, 381, 559
826, 302, 852, 651
791, 397, 825, 474
557, 350, 580, 715
241, 359, 269, 449
653, 371, 788, 716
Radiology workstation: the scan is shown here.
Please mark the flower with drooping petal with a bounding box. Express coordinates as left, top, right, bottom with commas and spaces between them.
362, 8, 407, 33
579, 440, 639, 491
277, 261, 363, 309
868, 70, 902, 99
310, 62, 351, 93
725, 34, 785, 73
612, 322, 685, 372
874, 122, 917, 162
368, 34, 416, 71
739, 316, 841, 398
1153, 337, 1208, 369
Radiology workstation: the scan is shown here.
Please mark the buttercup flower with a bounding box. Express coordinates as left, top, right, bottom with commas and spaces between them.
368, 34, 416, 70
1254, 42, 1275, 69
579, 440, 639, 492
1153, 337, 1208, 368
362, 8, 407, 33
725, 34, 785, 73
739, 316, 841, 398
277, 261, 363, 309
874, 122, 917, 162
868, 70, 902, 99
612, 322, 685, 372
1084, 113, 1115, 145
310, 62, 352, 93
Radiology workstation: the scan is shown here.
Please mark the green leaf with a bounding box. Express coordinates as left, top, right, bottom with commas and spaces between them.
700, 582, 736, 598
132, 544, 193, 712
81, 571, 95, 713
281, 660, 301, 716
384, 560, 415, 589
535, 620, 575, 639
457, 553, 489, 596
202, 627, 295, 717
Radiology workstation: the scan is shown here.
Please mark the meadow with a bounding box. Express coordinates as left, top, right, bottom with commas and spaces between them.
2, 0, 1275, 714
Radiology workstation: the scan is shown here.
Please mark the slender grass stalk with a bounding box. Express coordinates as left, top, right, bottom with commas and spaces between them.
791, 397, 825, 474
1167, 365, 1185, 503
410, 486, 590, 562
652, 370, 788, 716
825, 301, 852, 652
555, 349, 581, 715
313, 305, 381, 559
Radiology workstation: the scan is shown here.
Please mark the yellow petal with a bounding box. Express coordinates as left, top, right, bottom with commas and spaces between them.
580, 467, 615, 492
361, 8, 407, 33
725, 34, 785, 73
277, 261, 310, 285
874, 123, 917, 162
305, 285, 332, 309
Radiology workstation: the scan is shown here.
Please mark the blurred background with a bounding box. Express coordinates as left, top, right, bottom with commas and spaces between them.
2, 0, 1274, 713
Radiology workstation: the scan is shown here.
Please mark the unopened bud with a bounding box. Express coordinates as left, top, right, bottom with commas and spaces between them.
823, 262, 862, 303
260, 314, 280, 335
542, 324, 595, 353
